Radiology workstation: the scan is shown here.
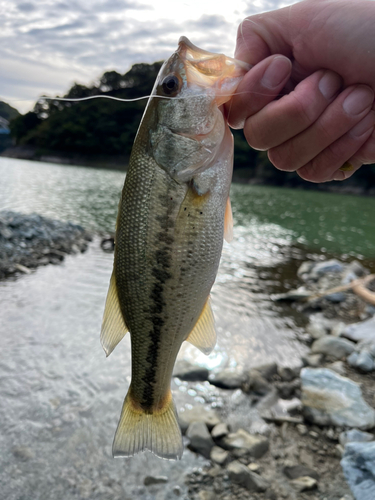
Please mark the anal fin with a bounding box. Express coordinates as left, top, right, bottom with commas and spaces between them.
100, 270, 128, 356
224, 196, 233, 243
185, 297, 216, 355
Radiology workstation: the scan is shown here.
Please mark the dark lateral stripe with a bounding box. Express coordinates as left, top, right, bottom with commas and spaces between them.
140, 192, 176, 410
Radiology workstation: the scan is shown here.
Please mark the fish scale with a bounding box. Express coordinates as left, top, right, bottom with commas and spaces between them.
100, 36, 249, 459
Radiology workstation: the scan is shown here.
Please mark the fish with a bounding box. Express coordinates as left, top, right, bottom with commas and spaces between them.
100, 37, 249, 460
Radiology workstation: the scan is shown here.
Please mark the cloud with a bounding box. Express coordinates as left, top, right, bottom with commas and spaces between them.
0, 0, 296, 114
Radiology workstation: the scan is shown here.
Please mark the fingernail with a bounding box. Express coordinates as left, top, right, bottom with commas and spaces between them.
261, 56, 292, 89
339, 162, 354, 172
349, 111, 375, 137
318, 71, 342, 100
343, 86, 374, 116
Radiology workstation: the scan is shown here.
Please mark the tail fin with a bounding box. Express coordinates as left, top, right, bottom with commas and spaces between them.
112, 390, 183, 460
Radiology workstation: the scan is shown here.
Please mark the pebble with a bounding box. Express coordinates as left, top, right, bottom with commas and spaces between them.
187, 421, 215, 459
198, 491, 215, 500
12, 446, 34, 461
211, 423, 229, 440
210, 446, 229, 466
290, 476, 318, 492
326, 361, 346, 376
311, 336, 355, 359
220, 429, 269, 459
245, 370, 270, 395
356, 348, 374, 372
251, 362, 278, 380
227, 461, 269, 492
144, 476, 168, 486
179, 406, 220, 434
172, 485, 181, 496
173, 360, 209, 382
283, 464, 319, 481
209, 368, 246, 389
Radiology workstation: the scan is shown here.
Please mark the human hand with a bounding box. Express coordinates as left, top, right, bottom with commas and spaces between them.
227, 0, 375, 182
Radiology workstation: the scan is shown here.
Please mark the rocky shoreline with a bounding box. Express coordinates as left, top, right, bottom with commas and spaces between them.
158, 258, 375, 500
0, 211, 92, 279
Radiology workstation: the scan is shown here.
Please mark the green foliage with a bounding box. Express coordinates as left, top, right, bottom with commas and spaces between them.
0, 101, 20, 121
10, 63, 163, 156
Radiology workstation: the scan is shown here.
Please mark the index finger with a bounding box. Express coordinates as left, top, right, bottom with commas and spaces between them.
226, 55, 292, 129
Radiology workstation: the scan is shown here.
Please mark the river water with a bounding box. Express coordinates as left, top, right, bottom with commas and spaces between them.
1, 157, 375, 499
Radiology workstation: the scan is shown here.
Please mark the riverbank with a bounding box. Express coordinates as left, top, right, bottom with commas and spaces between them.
0, 211, 92, 279
171, 258, 375, 500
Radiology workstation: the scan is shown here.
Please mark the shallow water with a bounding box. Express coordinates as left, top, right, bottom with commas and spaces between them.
1, 157, 374, 498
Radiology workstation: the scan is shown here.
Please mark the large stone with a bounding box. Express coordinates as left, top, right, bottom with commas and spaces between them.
209, 368, 246, 389
179, 406, 220, 434
341, 442, 375, 500
227, 461, 269, 492
311, 336, 355, 359
339, 429, 374, 447
343, 317, 375, 343
220, 429, 269, 459
300, 368, 375, 430
187, 421, 215, 459
310, 259, 344, 279
356, 349, 375, 372
283, 464, 319, 481
173, 360, 209, 381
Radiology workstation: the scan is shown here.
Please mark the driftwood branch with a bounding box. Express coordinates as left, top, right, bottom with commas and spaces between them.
307, 274, 375, 305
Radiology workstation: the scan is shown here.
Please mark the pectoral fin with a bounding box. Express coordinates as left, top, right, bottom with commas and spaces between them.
185, 297, 216, 355
100, 271, 128, 356
224, 196, 233, 243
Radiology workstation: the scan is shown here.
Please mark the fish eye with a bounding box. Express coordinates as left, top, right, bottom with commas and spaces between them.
162, 75, 180, 95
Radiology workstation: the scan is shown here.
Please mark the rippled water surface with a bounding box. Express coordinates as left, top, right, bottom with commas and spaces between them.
1, 157, 374, 499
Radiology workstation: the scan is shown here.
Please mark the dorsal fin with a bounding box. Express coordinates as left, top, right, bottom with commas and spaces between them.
100, 270, 128, 356
185, 297, 216, 355
224, 196, 233, 243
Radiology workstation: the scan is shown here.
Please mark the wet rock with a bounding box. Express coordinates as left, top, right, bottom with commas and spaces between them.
173, 360, 209, 381
343, 317, 375, 343
283, 464, 319, 481
12, 446, 34, 460
297, 261, 315, 279
327, 360, 346, 376
278, 361, 303, 381
310, 259, 344, 279
172, 485, 181, 496
303, 354, 324, 367
331, 321, 347, 337
211, 423, 229, 440
210, 446, 229, 465
306, 323, 327, 340
301, 368, 375, 430
356, 348, 374, 372
341, 442, 375, 500
187, 421, 215, 459
144, 475, 168, 486
290, 476, 318, 492
251, 362, 278, 380
198, 491, 215, 500
227, 461, 269, 492
261, 397, 303, 424
209, 368, 246, 389
347, 351, 359, 368
311, 336, 355, 359
220, 429, 269, 459
179, 406, 220, 433
244, 370, 270, 395
339, 429, 374, 447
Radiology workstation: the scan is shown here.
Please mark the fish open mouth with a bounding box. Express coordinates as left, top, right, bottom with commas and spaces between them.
177, 36, 251, 105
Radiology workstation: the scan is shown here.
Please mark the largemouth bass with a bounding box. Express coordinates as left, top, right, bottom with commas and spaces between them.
101, 37, 249, 460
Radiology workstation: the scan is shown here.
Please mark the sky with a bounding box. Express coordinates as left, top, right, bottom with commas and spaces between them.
1, 0, 297, 114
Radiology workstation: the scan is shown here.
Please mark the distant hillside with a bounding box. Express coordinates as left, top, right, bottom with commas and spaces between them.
4, 67, 375, 195
0, 101, 20, 121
